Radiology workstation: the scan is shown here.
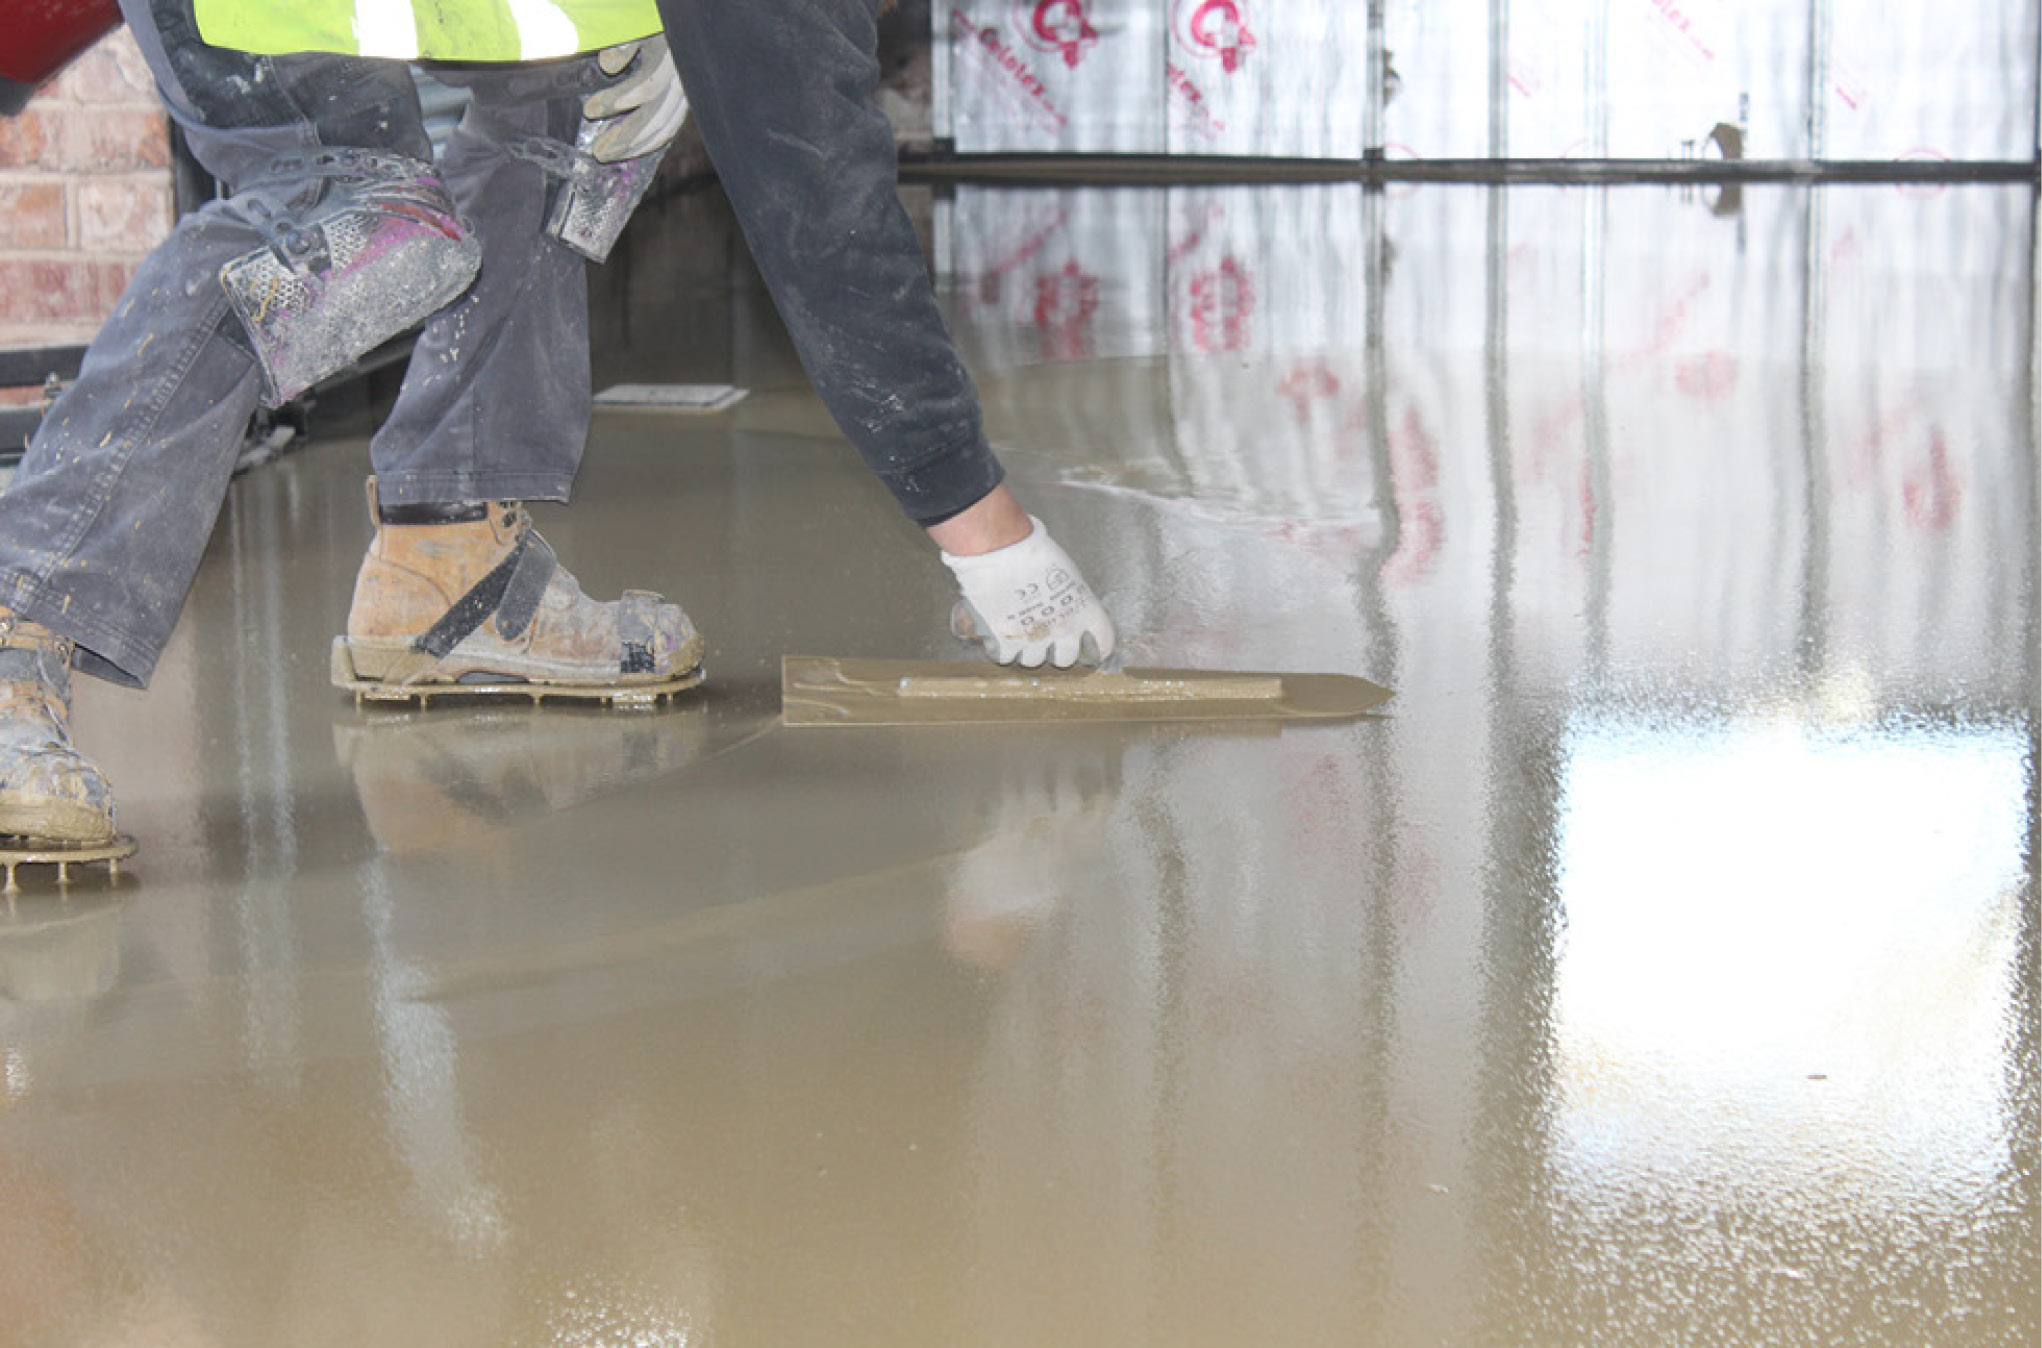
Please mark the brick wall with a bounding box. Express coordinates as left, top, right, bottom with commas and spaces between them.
0, 30, 172, 359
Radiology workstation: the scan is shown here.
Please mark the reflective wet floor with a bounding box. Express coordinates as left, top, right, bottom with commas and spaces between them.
2, 182, 2036, 1346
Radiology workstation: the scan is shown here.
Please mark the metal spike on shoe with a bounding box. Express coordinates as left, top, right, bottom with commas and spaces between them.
0, 835, 136, 892
0, 610, 125, 860
333, 637, 704, 707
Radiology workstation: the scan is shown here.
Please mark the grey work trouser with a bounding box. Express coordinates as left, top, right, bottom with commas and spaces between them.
655, 0, 1003, 525
0, 0, 1004, 688
0, 0, 599, 686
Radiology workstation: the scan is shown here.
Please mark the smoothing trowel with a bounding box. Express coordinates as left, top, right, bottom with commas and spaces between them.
781, 656, 1393, 728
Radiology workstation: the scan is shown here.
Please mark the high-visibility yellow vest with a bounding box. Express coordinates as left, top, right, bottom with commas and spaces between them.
196, 0, 660, 62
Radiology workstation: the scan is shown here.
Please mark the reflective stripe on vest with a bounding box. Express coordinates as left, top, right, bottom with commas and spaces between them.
194, 0, 659, 61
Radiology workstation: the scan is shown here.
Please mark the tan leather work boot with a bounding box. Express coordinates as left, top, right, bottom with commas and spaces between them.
334, 480, 703, 697
0, 608, 116, 845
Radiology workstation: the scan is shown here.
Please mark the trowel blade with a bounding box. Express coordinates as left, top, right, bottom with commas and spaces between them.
781, 656, 1393, 728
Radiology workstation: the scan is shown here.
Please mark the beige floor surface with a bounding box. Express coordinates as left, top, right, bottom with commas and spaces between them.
0, 181, 2035, 1347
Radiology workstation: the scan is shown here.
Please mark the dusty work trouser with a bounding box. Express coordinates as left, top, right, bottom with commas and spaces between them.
0, 0, 601, 686
0, 0, 1003, 687
654, 0, 1004, 523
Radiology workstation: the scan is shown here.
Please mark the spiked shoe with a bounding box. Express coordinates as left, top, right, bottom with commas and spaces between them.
0, 610, 117, 846
331, 480, 704, 706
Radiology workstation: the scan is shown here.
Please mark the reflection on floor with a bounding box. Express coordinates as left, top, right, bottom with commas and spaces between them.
1, 183, 2034, 1347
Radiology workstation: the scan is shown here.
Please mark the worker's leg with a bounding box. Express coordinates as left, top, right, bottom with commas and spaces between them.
654, 0, 1004, 526
0, 0, 449, 849
0, 0, 455, 685
337, 57, 703, 700
369, 59, 598, 508
648, 0, 1113, 669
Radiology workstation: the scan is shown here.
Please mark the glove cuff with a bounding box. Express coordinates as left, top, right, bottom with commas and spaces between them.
938, 516, 1047, 575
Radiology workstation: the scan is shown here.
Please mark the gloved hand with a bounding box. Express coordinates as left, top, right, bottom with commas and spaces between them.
583, 39, 688, 163
941, 517, 1117, 670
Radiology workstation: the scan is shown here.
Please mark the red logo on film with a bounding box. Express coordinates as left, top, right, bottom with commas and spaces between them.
1187, 256, 1254, 353
1034, 260, 1101, 361
1016, 0, 1100, 69
1176, 0, 1256, 74
953, 7, 1068, 130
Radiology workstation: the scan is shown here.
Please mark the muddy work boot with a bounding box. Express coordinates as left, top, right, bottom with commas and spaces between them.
332, 481, 704, 707
0, 611, 117, 846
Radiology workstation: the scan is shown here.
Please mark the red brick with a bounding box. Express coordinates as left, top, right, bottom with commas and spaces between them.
0, 107, 168, 172
107, 32, 158, 100
53, 108, 170, 172
0, 114, 52, 169
77, 176, 173, 253
0, 259, 135, 325
0, 182, 68, 249
48, 32, 158, 105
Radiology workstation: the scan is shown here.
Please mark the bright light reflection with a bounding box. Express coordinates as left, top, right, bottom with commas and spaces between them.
1555, 714, 2029, 1194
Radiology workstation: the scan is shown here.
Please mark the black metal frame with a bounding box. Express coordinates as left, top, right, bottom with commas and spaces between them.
900, 150, 2041, 188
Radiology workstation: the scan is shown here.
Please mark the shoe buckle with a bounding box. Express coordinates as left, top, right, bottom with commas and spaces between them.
0, 616, 72, 662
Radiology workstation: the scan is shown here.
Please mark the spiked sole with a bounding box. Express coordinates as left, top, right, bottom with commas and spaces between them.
332, 637, 704, 708
0, 834, 135, 889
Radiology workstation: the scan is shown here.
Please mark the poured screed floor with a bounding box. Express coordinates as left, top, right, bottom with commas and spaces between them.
0, 182, 2034, 1347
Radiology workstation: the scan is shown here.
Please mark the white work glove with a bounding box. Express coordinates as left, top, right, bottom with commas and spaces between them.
941, 517, 1117, 670
583, 39, 688, 163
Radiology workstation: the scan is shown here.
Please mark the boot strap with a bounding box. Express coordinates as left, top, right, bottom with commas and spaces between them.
0, 618, 74, 697
378, 500, 492, 526
378, 532, 560, 685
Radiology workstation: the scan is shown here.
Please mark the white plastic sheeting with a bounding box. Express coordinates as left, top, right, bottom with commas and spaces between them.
936, 0, 2042, 162
936, 181, 2036, 701
939, 0, 1367, 156
940, 184, 1381, 544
